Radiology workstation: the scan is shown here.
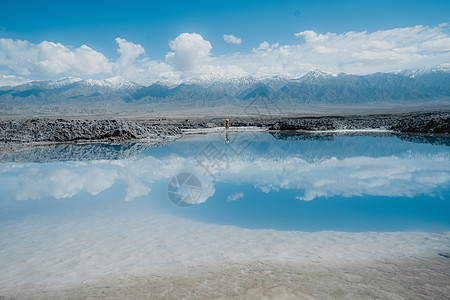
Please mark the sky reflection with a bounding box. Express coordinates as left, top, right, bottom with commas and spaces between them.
1, 133, 448, 202
0, 132, 449, 231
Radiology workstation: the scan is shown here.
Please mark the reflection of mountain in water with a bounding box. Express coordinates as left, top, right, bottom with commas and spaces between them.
0, 143, 162, 163
395, 134, 450, 147
270, 132, 450, 146
271, 132, 450, 146
1, 132, 448, 163
267, 132, 449, 162
160, 132, 450, 164
271, 132, 338, 142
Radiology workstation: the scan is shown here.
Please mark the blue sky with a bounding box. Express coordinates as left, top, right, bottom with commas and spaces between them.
0, 0, 449, 84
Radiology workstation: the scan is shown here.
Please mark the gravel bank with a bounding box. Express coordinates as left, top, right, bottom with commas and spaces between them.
0, 111, 448, 148
179, 111, 450, 134
0, 118, 181, 145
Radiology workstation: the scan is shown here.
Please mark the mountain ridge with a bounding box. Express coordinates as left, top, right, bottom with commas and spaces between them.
1, 67, 449, 109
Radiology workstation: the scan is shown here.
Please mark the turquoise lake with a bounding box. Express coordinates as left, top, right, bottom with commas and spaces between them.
1, 132, 449, 232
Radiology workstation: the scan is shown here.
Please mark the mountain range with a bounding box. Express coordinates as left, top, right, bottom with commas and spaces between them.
1, 67, 449, 111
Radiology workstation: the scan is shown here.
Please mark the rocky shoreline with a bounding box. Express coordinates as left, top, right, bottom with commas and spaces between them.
180, 111, 450, 134
0, 118, 182, 146
0, 111, 448, 148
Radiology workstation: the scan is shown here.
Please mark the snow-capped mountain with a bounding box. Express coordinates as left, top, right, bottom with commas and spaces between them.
9, 77, 82, 91
82, 76, 140, 90
397, 64, 450, 78
4, 76, 139, 91
1, 67, 449, 109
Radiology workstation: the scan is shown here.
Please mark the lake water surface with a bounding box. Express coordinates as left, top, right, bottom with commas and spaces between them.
1, 132, 449, 290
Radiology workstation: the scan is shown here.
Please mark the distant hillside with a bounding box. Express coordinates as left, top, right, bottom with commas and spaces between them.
1, 67, 449, 114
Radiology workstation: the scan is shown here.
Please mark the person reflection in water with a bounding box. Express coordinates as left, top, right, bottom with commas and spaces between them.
225, 119, 230, 143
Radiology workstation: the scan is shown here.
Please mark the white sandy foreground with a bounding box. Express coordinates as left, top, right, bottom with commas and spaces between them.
1, 204, 450, 299
4, 258, 450, 300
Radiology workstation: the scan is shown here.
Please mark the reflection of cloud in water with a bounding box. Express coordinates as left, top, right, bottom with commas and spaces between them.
227, 192, 244, 202
3, 156, 215, 202
14, 165, 120, 200
1, 150, 448, 202
216, 154, 450, 200
251, 155, 449, 201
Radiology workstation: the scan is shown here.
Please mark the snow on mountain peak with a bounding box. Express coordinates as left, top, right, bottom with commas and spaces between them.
398, 64, 450, 78
306, 70, 334, 78
48, 77, 82, 88
82, 76, 139, 89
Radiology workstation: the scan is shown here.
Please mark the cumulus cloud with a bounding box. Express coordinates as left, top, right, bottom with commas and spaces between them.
0, 24, 449, 84
252, 41, 279, 53
114, 37, 145, 74
223, 34, 242, 45
165, 33, 212, 72
288, 24, 450, 74
0, 38, 112, 76
110, 38, 178, 84
218, 24, 450, 77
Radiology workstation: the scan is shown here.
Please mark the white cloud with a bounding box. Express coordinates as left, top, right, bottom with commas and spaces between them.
110, 38, 178, 84
0, 72, 31, 86
252, 41, 279, 53
0, 39, 112, 76
165, 33, 212, 72
227, 192, 244, 201
0, 24, 449, 84
295, 30, 330, 42
223, 34, 242, 45
114, 37, 145, 75
286, 24, 450, 75
218, 24, 450, 78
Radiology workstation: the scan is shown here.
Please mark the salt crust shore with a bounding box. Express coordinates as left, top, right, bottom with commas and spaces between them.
3, 257, 450, 299
0, 110, 449, 299
1, 205, 449, 299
